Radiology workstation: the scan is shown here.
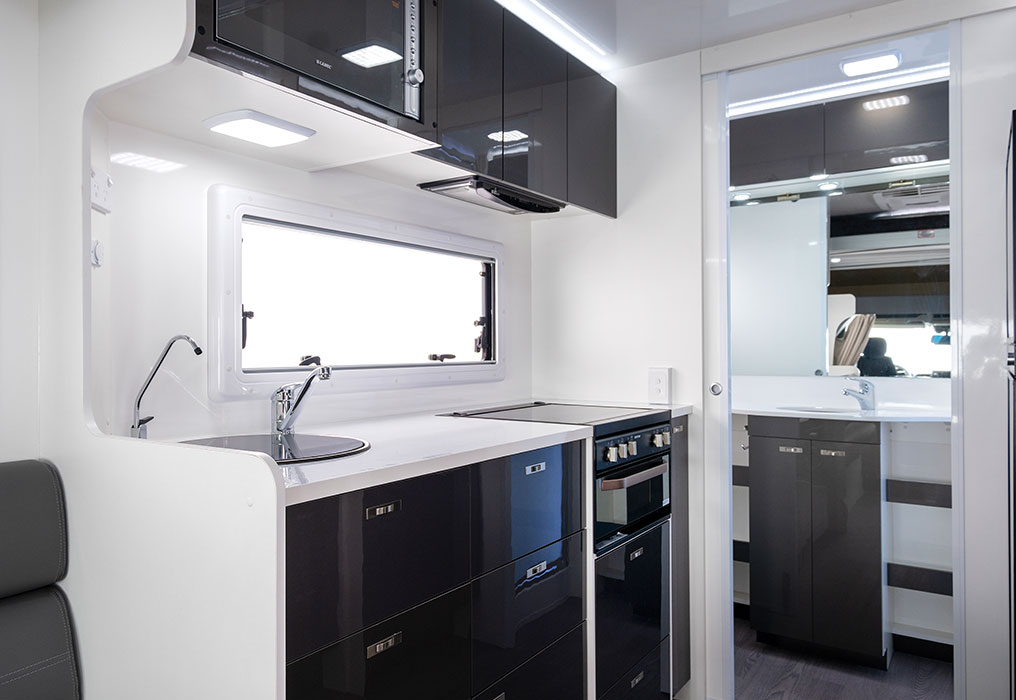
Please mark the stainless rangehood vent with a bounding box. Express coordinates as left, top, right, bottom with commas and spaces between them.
418, 176, 565, 215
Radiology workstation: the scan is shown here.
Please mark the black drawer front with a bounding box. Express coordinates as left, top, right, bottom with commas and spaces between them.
471, 442, 583, 576
473, 623, 585, 700
748, 416, 879, 445
472, 533, 585, 694
595, 521, 670, 692
287, 468, 471, 661
287, 586, 471, 700
599, 638, 670, 700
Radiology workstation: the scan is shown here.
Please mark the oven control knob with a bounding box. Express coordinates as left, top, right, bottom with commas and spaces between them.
627, 440, 638, 456
618, 443, 629, 459
606, 445, 619, 463
663, 431, 671, 446
652, 433, 664, 448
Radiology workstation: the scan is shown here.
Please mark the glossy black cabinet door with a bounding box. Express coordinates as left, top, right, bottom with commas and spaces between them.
669, 417, 690, 692
748, 436, 813, 643
824, 81, 948, 175
427, 0, 504, 177
471, 441, 583, 576
729, 105, 825, 186
286, 468, 470, 662
811, 440, 883, 659
567, 55, 617, 217
473, 623, 585, 700
502, 11, 568, 200
599, 638, 670, 700
595, 521, 670, 693
287, 585, 471, 700
472, 533, 585, 693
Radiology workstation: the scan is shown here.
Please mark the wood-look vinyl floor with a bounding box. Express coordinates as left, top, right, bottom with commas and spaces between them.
734, 619, 954, 700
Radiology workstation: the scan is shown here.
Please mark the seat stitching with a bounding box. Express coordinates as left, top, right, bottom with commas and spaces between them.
0, 656, 72, 686
0, 653, 70, 680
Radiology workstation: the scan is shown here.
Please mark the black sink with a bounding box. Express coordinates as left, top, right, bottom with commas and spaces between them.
183, 433, 369, 464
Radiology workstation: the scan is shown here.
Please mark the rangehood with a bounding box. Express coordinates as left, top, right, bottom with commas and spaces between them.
418, 175, 566, 215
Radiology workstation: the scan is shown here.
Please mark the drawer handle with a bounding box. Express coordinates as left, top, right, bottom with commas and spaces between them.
629, 547, 644, 561
526, 560, 548, 579
779, 446, 803, 454
675, 424, 685, 433
820, 449, 847, 457
366, 631, 402, 659
365, 500, 402, 520
630, 670, 645, 688
524, 462, 546, 476
601, 460, 668, 491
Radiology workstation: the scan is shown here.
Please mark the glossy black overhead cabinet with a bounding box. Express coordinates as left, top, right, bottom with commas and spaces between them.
427, 0, 617, 217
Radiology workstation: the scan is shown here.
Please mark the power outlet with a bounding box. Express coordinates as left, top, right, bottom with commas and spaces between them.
90, 168, 113, 214
648, 367, 672, 404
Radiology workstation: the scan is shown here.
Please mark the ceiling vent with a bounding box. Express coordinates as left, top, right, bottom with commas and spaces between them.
872, 182, 950, 214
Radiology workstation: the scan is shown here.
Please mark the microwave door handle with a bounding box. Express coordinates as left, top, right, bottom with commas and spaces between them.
601, 460, 668, 491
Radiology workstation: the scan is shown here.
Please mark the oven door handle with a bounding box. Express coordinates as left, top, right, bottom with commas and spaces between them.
601, 460, 668, 491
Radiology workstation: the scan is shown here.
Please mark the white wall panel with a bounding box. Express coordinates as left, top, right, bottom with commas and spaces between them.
892, 588, 954, 640
0, 0, 40, 460
888, 424, 952, 482
90, 121, 534, 440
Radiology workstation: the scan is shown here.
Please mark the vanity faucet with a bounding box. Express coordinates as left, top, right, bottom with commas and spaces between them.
842, 377, 876, 411
273, 366, 331, 436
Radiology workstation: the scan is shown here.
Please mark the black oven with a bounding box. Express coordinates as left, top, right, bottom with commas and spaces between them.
193, 0, 436, 135
594, 422, 672, 554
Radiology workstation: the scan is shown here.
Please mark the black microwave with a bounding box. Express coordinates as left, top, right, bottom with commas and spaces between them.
193, 0, 436, 137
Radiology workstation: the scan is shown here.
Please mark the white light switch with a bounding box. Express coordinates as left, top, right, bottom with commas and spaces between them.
648, 367, 672, 404
90, 168, 113, 214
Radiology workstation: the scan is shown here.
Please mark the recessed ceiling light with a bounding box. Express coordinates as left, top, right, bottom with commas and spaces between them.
203, 110, 315, 148
732, 193, 752, 201
863, 95, 910, 111
809, 173, 829, 181
745, 200, 760, 206
831, 257, 843, 263
828, 191, 844, 197
841, 51, 902, 77
818, 182, 840, 191
890, 154, 929, 165
110, 152, 186, 173
488, 130, 529, 143
341, 44, 402, 68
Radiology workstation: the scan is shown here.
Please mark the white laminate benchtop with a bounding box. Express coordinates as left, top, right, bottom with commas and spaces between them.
280, 413, 592, 506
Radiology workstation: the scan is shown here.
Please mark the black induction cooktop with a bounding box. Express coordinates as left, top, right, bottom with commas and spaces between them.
450, 402, 671, 437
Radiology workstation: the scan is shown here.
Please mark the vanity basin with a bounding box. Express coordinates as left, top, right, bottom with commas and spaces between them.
777, 406, 859, 414
183, 433, 369, 464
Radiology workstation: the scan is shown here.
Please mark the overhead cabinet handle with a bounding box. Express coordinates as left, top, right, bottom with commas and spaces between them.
601, 460, 668, 491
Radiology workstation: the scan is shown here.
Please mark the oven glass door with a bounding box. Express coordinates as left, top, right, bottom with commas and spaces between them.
216, 0, 420, 118
595, 455, 670, 546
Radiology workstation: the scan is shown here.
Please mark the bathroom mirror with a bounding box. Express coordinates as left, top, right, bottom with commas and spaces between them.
729, 160, 951, 378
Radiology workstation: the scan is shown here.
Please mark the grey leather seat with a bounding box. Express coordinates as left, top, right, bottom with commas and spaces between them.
0, 460, 81, 699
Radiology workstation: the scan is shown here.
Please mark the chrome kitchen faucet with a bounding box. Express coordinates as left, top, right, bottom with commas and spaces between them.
273, 366, 331, 436
131, 334, 203, 439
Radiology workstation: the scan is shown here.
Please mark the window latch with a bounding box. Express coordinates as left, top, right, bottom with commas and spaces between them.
241, 306, 254, 349
428, 354, 456, 362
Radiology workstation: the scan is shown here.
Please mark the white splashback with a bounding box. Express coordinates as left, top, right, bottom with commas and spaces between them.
91, 119, 535, 441
732, 375, 951, 412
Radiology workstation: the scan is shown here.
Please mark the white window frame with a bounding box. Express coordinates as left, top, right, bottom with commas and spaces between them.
207, 185, 506, 400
